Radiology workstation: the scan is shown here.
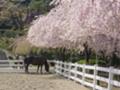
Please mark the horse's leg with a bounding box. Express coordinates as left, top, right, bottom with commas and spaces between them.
25, 64, 27, 73
37, 65, 40, 73
25, 64, 29, 73
40, 65, 43, 74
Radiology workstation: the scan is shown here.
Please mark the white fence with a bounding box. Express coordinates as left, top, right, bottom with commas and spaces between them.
0, 60, 53, 73
0, 60, 120, 90
55, 61, 120, 90
0, 60, 24, 73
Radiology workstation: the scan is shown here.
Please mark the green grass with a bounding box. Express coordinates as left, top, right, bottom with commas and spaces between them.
77, 59, 86, 64
77, 58, 107, 65
77, 58, 97, 65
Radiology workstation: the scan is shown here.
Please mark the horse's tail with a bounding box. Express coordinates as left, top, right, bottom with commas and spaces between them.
45, 60, 49, 72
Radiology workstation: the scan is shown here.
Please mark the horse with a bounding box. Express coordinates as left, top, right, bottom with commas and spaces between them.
24, 56, 49, 74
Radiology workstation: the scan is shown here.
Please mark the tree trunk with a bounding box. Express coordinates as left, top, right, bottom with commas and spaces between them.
83, 42, 91, 64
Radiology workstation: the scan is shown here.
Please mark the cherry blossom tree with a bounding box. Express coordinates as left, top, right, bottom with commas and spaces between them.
27, 0, 120, 65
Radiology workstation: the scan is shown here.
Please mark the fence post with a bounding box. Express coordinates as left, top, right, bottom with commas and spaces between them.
60, 61, 63, 75
9, 60, 12, 68
17, 61, 21, 70
68, 62, 71, 79
54, 60, 57, 73
64, 62, 66, 77
93, 65, 97, 90
74, 63, 78, 79
108, 67, 113, 90
65, 62, 69, 78
55, 60, 58, 74
17, 65, 20, 70
57, 61, 60, 74
82, 64, 85, 85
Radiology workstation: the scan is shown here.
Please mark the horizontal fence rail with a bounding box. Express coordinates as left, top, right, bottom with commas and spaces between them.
0, 60, 55, 73
0, 60, 24, 73
55, 61, 120, 90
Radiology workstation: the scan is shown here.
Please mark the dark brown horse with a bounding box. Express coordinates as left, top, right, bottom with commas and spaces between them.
24, 56, 49, 74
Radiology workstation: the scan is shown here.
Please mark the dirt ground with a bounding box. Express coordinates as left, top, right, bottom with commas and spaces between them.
0, 73, 90, 90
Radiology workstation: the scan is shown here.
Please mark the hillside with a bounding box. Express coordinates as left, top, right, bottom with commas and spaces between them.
0, 0, 53, 49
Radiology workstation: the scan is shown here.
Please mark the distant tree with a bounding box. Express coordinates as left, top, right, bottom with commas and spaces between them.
0, 0, 54, 50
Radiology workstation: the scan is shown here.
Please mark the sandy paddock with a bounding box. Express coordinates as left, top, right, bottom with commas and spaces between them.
0, 73, 90, 90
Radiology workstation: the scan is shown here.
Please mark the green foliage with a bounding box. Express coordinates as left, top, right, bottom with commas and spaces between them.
0, 37, 14, 49
77, 58, 108, 65
28, 47, 82, 62
0, 29, 26, 38
77, 59, 86, 64
29, 0, 53, 13
0, 0, 54, 50
0, 0, 53, 30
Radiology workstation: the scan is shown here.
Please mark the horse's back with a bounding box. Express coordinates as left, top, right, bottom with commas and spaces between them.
24, 56, 47, 65
31, 56, 46, 65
